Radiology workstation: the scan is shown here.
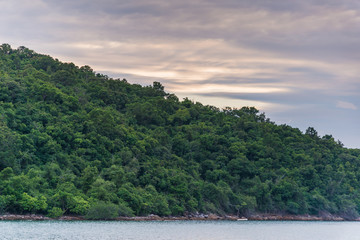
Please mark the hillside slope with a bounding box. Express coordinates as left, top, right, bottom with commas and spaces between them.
0, 44, 360, 219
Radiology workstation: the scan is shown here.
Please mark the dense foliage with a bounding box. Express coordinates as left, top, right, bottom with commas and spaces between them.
0, 44, 360, 219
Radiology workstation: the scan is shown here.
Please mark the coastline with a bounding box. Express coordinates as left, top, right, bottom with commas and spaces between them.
0, 213, 356, 221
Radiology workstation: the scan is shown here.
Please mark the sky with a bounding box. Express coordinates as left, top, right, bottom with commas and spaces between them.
0, 0, 359, 148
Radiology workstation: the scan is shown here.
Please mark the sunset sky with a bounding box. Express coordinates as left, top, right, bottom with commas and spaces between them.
1, 0, 359, 148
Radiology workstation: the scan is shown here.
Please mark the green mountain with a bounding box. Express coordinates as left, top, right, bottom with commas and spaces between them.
0, 43, 360, 219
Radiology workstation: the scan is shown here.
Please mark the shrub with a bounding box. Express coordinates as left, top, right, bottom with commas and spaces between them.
85, 202, 119, 220
48, 207, 64, 218
118, 202, 134, 217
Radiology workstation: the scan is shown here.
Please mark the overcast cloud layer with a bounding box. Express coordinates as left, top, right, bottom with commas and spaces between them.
0, 0, 359, 148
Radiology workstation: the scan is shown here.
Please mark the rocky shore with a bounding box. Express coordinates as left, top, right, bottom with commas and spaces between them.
0, 213, 356, 221
117, 213, 353, 221
246, 213, 346, 221
0, 214, 83, 221
117, 213, 243, 221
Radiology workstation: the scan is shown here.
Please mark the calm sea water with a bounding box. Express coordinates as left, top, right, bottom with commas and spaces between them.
0, 220, 359, 240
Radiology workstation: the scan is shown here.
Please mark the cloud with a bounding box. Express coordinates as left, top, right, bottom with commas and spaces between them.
336, 101, 358, 110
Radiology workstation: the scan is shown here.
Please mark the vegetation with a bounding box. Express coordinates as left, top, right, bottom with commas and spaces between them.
0, 43, 360, 219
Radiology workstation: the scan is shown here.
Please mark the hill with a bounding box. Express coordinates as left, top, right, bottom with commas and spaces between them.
0, 43, 360, 219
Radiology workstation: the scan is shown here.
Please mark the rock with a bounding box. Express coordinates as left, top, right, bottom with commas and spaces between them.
224, 215, 239, 221
207, 214, 220, 220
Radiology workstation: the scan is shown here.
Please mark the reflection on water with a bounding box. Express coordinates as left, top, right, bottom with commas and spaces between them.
0, 220, 359, 240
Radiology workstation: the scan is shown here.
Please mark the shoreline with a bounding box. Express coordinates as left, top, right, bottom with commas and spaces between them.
0, 213, 357, 221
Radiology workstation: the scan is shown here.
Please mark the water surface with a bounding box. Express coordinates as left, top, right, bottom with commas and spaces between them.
0, 220, 359, 240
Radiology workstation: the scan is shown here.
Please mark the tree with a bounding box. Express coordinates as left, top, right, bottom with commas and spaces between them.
0, 43, 12, 55
80, 166, 99, 192
306, 127, 318, 137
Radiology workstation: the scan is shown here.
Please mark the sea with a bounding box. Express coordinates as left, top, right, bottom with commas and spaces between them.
0, 220, 359, 240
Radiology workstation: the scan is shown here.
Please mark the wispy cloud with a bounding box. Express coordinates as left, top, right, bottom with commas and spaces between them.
337, 101, 357, 110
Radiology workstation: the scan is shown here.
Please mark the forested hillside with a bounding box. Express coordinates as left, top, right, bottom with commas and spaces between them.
0, 43, 360, 219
